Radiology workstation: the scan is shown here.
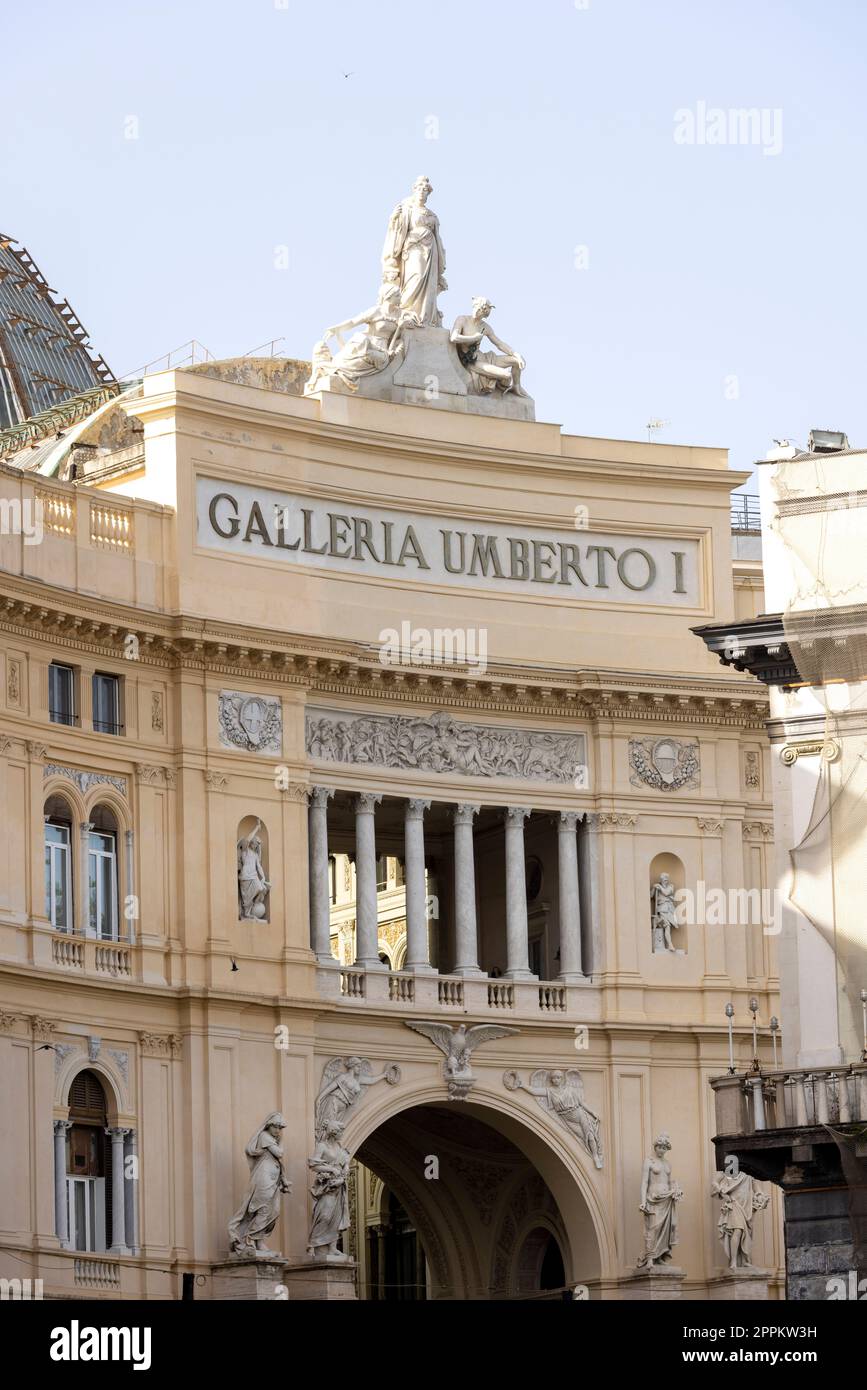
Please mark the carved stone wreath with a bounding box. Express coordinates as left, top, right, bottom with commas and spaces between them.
628, 737, 699, 792
218, 691, 282, 754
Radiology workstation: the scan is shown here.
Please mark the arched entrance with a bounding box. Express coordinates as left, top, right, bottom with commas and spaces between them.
344, 1099, 602, 1300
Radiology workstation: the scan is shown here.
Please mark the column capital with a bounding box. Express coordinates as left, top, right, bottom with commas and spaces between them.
557, 810, 581, 832
79, 821, 94, 837
353, 792, 382, 815
405, 799, 431, 820
53, 1119, 72, 1135
453, 804, 480, 826
504, 805, 532, 826
104, 1126, 131, 1141
309, 786, 335, 810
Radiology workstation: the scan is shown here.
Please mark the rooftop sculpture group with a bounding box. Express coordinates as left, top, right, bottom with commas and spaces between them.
305, 178, 534, 420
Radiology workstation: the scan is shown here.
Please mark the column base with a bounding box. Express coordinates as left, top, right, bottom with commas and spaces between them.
404, 962, 438, 975
504, 969, 538, 982
355, 957, 388, 971
452, 965, 486, 978
315, 953, 340, 967
557, 971, 586, 984
707, 1268, 771, 1301
211, 1255, 289, 1301
620, 1266, 685, 1300
283, 1258, 358, 1300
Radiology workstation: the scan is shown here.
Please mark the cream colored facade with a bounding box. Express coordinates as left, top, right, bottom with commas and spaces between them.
0, 363, 782, 1298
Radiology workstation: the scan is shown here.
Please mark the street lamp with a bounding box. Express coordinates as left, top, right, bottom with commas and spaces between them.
749, 996, 760, 1073
860, 989, 867, 1063
770, 1016, 780, 1069
725, 1002, 735, 1074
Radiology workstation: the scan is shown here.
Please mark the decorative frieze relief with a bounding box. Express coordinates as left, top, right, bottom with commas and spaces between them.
31, 1016, 57, 1042
742, 821, 773, 840
504, 1067, 604, 1169
107, 1049, 130, 1083
135, 764, 172, 786
204, 771, 228, 791
629, 736, 700, 792
44, 764, 128, 797
307, 709, 586, 784
697, 818, 723, 835
591, 811, 638, 830
780, 739, 839, 766
138, 1031, 182, 1058
219, 690, 282, 755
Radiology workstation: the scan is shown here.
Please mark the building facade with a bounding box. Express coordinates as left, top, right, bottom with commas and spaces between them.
0, 342, 782, 1299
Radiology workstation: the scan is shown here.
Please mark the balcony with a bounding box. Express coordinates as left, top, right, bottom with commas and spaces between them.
39, 928, 134, 981
319, 964, 595, 1020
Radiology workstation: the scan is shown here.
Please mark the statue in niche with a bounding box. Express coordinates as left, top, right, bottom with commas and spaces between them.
504, 1068, 604, 1169
237, 819, 270, 920
381, 175, 447, 327
712, 1171, 770, 1270
650, 872, 681, 954
450, 297, 529, 398
314, 1057, 401, 1140
305, 282, 405, 395
227, 1113, 291, 1257
637, 1133, 684, 1268
307, 1120, 352, 1261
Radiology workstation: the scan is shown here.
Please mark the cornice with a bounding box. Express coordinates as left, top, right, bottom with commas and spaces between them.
0, 585, 769, 730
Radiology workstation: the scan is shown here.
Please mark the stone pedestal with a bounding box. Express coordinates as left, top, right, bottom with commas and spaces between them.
309, 326, 535, 421
211, 1256, 289, 1301
620, 1266, 685, 1300
708, 1269, 771, 1301
283, 1258, 358, 1301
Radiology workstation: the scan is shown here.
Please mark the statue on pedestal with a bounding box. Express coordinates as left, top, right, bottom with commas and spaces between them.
637, 1133, 683, 1267
305, 283, 405, 395
712, 1171, 769, 1269
450, 298, 529, 398
307, 1120, 351, 1261
381, 175, 447, 327
228, 1112, 291, 1257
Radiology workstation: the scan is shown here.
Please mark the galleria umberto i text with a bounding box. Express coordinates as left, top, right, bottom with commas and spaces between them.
0, 182, 781, 1300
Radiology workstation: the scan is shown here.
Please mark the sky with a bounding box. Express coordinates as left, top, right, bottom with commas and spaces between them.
5, 0, 866, 490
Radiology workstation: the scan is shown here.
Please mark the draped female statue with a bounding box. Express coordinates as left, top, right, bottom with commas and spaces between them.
227, 1113, 291, 1256
381, 175, 447, 327
637, 1133, 683, 1267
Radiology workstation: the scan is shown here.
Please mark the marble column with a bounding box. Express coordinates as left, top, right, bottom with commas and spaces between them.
309, 787, 336, 965
53, 1119, 72, 1247
123, 1129, 138, 1254
354, 793, 385, 969
504, 806, 535, 980
557, 811, 584, 981
404, 799, 434, 973
452, 804, 483, 976
78, 821, 93, 936
106, 1126, 130, 1253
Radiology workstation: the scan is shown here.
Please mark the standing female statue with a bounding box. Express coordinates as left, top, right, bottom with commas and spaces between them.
227, 1113, 291, 1256
307, 1120, 351, 1260
237, 819, 270, 920
637, 1132, 684, 1267
381, 175, 447, 327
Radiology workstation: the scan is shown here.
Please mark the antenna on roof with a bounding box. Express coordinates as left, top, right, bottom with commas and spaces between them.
646, 418, 670, 443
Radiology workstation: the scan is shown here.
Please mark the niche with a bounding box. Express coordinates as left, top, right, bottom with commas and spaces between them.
648, 852, 687, 956
237, 816, 270, 922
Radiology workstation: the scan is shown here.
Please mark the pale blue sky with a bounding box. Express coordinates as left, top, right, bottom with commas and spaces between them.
6, 0, 866, 487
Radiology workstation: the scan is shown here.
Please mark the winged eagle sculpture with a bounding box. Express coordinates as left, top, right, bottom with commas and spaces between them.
405, 1020, 519, 1099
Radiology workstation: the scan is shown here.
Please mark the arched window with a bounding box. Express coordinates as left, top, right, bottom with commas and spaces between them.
88, 805, 119, 940
66, 1070, 112, 1252
44, 794, 74, 931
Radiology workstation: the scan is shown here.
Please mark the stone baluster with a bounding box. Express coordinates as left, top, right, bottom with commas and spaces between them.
452, 805, 483, 977
504, 806, 535, 980
793, 1073, 809, 1127
53, 1119, 72, 1247
404, 800, 433, 973
105, 1126, 130, 1253
814, 1073, 830, 1124
837, 1072, 852, 1123
353, 793, 384, 969
556, 811, 583, 981
308, 787, 336, 965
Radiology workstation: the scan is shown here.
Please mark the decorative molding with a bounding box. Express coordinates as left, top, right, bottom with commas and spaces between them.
107, 1048, 130, 1084
138, 1031, 182, 1058
780, 739, 840, 766
697, 818, 723, 836
629, 737, 700, 792
54, 1043, 78, 1073
743, 750, 760, 789
6, 659, 21, 707
0, 1008, 26, 1033
27, 741, 48, 761
135, 763, 170, 785
87, 1036, 101, 1062
307, 709, 586, 784
278, 781, 309, 801
44, 764, 128, 797
218, 690, 282, 755
150, 690, 164, 732
31, 1016, 56, 1042
591, 811, 638, 830
742, 821, 774, 840
204, 770, 228, 791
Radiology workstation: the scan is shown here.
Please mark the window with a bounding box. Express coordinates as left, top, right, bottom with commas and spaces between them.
49, 663, 76, 725
329, 855, 337, 904
88, 806, 118, 939
45, 820, 72, 930
92, 673, 122, 735
376, 854, 389, 890
66, 1071, 110, 1253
